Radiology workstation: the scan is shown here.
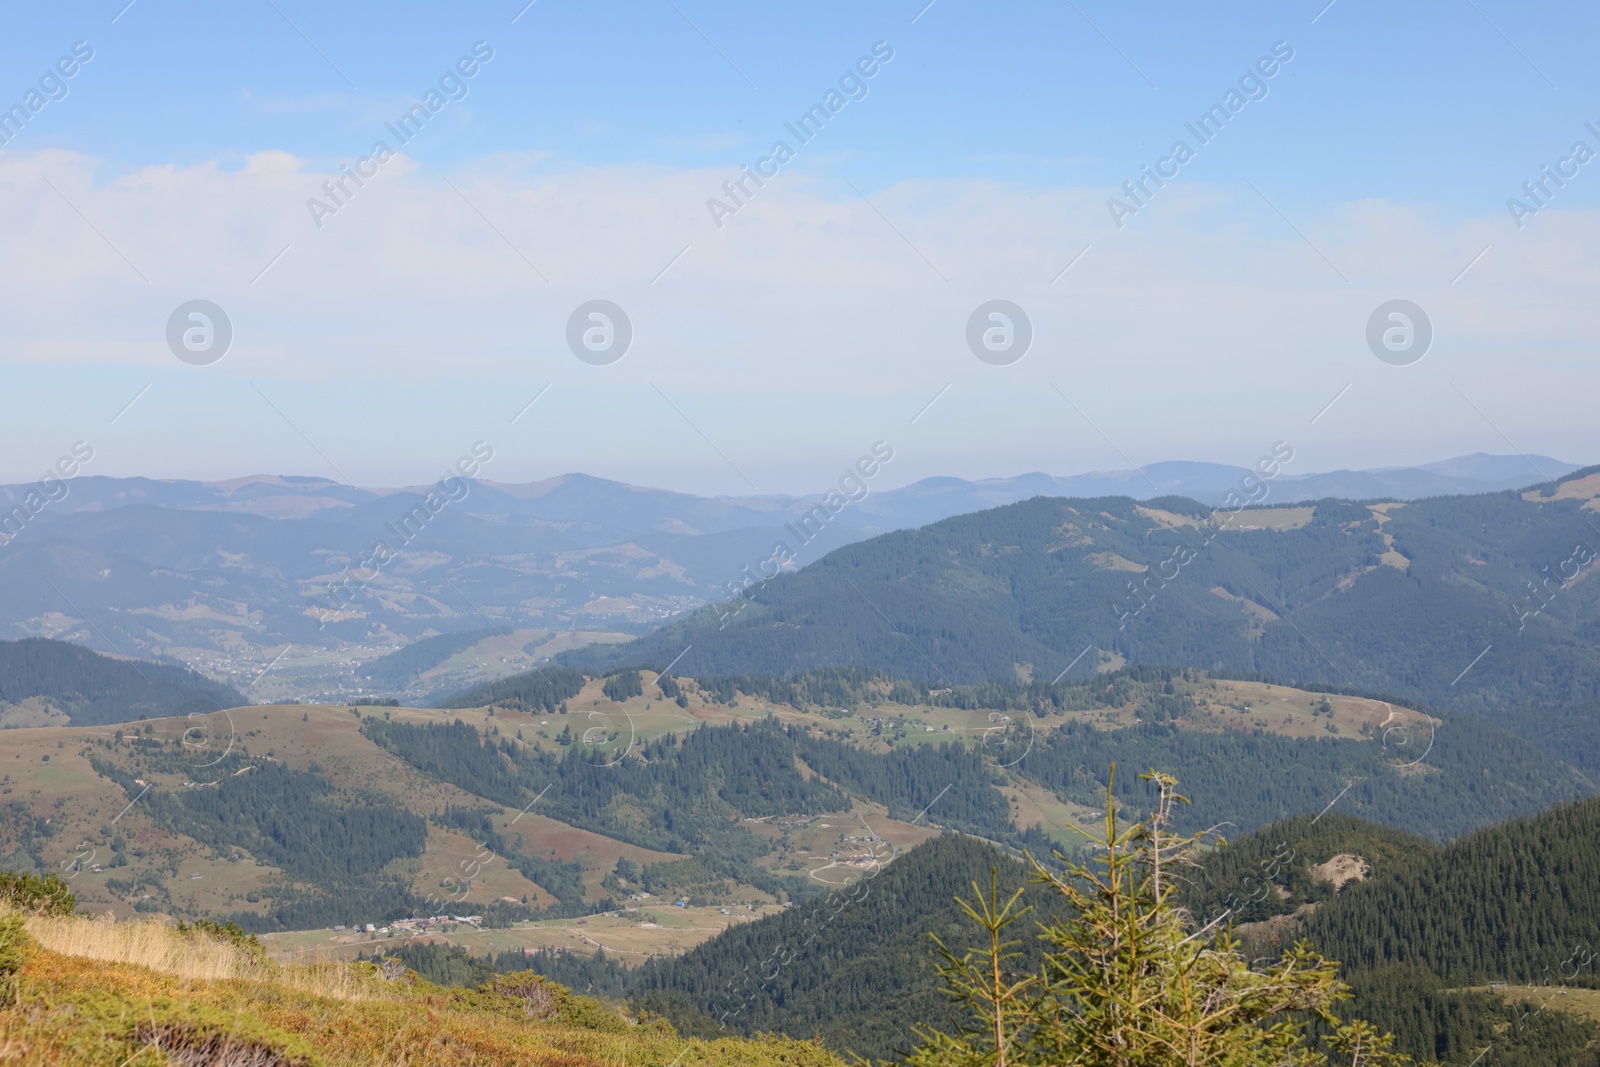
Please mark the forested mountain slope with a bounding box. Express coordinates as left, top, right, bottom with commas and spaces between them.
1179, 812, 1439, 923
567, 470, 1600, 770
444, 665, 1591, 844
1300, 796, 1600, 987
2, 457, 1573, 704
6, 663, 1583, 944
1179, 805, 1600, 1064
635, 833, 1055, 1061
0, 637, 242, 726
398, 807, 1600, 1066
2, 659, 1594, 1066
632, 804, 1600, 1065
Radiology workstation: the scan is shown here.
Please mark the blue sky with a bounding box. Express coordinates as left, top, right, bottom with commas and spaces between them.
0, 0, 1594, 492
9, 0, 1590, 210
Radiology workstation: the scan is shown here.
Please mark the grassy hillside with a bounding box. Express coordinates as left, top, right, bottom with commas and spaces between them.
0, 677, 955, 934
0, 637, 242, 728
448, 665, 1591, 841
0, 698, 692, 929
0, 899, 838, 1066
0, 665, 1584, 941
360, 628, 499, 688
562, 473, 1600, 771
12, 793, 1600, 1065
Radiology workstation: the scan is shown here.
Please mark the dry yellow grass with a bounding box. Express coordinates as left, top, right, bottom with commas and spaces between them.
0, 922, 842, 1066
1218, 506, 1315, 531
6, 902, 371, 1002
1523, 470, 1600, 506
22, 910, 257, 983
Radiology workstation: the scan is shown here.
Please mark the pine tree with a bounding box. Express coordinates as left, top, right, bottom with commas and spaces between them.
906, 768, 1409, 1066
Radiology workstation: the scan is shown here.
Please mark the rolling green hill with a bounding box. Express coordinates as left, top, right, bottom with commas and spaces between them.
0, 637, 243, 727
563, 471, 1600, 772
448, 664, 1592, 843
1, 663, 1581, 942
361, 628, 499, 688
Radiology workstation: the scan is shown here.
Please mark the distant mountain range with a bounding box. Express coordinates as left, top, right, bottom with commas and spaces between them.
0, 453, 1579, 701
2, 451, 1575, 526
845, 452, 1579, 530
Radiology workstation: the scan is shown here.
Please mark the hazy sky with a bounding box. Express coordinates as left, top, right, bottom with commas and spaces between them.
1, 0, 1594, 494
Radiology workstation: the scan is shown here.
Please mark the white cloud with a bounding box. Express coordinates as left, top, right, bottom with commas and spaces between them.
0, 147, 1593, 490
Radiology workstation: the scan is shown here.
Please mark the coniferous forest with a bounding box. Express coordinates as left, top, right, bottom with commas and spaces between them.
370, 795, 1600, 1066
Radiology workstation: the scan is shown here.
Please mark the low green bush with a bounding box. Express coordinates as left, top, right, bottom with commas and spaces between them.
0, 870, 76, 917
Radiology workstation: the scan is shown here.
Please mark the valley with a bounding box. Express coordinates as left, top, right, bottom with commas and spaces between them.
5, 18, 1590, 1062
0, 661, 1576, 936
4, 469, 1600, 1065
0, 454, 1577, 705
260, 903, 775, 966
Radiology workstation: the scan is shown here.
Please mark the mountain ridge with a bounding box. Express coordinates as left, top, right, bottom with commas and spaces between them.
0, 453, 1585, 705
6, 451, 1578, 522
562, 466, 1600, 772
